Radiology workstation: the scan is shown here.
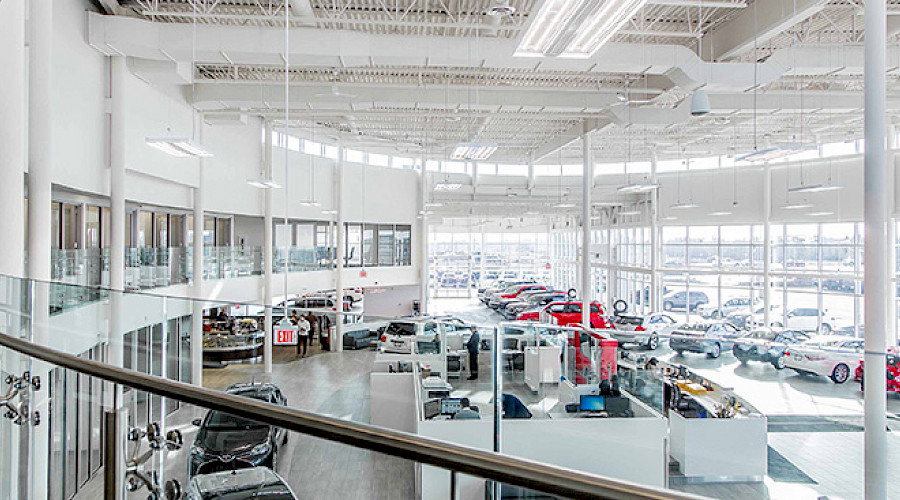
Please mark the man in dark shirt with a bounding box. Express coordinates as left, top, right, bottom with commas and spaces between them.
465, 329, 480, 380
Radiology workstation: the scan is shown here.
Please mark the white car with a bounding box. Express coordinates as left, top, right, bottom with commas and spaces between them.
783, 336, 863, 383
606, 313, 679, 350
783, 308, 840, 334
378, 318, 463, 354
319, 288, 364, 303
698, 297, 759, 319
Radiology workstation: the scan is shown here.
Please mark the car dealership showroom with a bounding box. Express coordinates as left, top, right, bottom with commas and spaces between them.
2, 0, 900, 499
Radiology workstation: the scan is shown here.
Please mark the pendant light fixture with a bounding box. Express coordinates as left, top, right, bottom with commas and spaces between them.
689, 1, 710, 117
671, 155, 698, 209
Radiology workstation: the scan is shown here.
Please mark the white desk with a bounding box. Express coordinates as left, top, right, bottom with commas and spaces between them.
524, 345, 561, 392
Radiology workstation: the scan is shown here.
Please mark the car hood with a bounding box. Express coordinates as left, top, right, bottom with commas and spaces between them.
197, 427, 269, 455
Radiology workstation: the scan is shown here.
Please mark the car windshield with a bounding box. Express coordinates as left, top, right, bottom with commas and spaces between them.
204, 410, 267, 429
384, 322, 416, 336
746, 330, 777, 340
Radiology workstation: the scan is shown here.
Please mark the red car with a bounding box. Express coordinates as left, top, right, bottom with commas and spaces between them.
534, 301, 607, 329
854, 353, 900, 395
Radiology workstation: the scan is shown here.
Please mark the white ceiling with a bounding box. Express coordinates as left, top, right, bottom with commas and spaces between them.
94, 0, 900, 163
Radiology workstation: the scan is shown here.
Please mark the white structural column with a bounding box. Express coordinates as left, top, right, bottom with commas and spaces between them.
762, 164, 772, 327
0, 0, 26, 279
109, 56, 127, 412
191, 113, 206, 387
419, 164, 429, 313
581, 125, 593, 326
27, 0, 53, 497
648, 153, 659, 311
334, 141, 345, 351
263, 121, 274, 373
864, 0, 888, 496
887, 125, 898, 345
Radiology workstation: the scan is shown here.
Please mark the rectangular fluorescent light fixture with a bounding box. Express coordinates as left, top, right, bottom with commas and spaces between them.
298, 201, 320, 207
320, 209, 338, 215
619, 210, 641, 216
708, 211, 733, 216
515, 0, 649, 58
247, 178, 281, 189
788, 183, 844, 194
617, 182, 659, 194
146, 137, 213, 158
425, 202, 443, 208
735, 145, 816, 163
808, 211, 835, 217
553, 202, 576, 208
434, 183, 463, 191
451, 143, 498, 160
670, 201, 699, 209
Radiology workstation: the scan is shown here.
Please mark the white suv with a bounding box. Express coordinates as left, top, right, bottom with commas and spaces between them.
379, 319, 441, 354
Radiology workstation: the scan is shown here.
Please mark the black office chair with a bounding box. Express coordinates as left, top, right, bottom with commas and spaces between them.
501, 394, 532, 419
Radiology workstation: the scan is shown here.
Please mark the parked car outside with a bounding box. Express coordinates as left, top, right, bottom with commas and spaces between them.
732, 329, 810, 369
662, 291, 709, 312
186, 467, 298, 500
732, 304, 783, 330
783, 308, 840, 334
669, 321, 744, 358
189, 383, 289, 477
698, 297, 759, 319
605, 313, 679, 350
783, 336, 863, 383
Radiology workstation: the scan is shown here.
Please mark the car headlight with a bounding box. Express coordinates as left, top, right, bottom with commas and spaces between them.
249, 443, 271, 457
190, 444, 207, 458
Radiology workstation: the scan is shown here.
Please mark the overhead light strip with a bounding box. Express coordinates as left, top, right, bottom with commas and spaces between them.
451, 143, 498, 161
515, 0, 650, 58
146, 137, 213, 158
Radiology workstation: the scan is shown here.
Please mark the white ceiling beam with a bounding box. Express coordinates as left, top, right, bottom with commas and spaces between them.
531, 119, 612, 162
97, 0, 122, 15
701, 0, 828, 60
649, 0, 747, 7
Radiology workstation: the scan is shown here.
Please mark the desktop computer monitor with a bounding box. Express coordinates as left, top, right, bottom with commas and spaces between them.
503, 337, 520, 350
579, 395, 606, 412
424, 399, 441, 419
440, 398, 462, 415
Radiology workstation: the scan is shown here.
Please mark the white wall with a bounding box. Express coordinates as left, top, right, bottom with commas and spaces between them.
361, 285, 420, 317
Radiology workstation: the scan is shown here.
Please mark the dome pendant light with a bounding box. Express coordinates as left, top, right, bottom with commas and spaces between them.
690, 88, 711, 117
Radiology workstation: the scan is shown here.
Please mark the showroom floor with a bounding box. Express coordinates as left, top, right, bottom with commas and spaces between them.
431, 296, 900, 499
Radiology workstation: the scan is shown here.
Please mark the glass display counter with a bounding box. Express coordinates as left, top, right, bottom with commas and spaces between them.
202, 331, 264, 362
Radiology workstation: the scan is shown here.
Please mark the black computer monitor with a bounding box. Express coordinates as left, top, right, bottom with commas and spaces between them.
503, 337, 520, 350
579, 395, 606, 412
424, 399, 441, 419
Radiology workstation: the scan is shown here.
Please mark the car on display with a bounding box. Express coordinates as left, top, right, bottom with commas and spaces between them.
731, 329, 810, 369
604, 313, 679, 350
377, 317, 474, 354
275, 295, 350, 316
662, 291, 709, 312
669, 321, 745, 358
538, 301, 607, 329
186, 467, 298, 499
488, 284, 549, 309
783, 307, 839, 334
697, 297, 759, 319
189, 383, 289, 477
318, 288, 364, 303
783, 336, 863, 383
854, 353, 900, 395
505, 291, 569, 320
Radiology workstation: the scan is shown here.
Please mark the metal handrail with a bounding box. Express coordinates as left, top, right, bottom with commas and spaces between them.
0, 332, 706, 500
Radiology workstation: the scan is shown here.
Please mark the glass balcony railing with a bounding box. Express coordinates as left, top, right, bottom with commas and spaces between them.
0, 274, 704, 500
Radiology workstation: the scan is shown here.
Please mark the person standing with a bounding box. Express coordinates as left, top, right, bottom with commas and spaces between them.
465, 328, 480, 380
305, 312, 319, 346
295, 314, 310, 357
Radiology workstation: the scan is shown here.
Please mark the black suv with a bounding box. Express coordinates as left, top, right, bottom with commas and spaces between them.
189, 383, 288, 477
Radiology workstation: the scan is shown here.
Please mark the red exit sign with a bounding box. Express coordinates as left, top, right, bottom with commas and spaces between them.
275, 329, 296, 345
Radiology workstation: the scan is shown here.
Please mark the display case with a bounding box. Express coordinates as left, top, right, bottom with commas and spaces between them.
202, 331, 264, 362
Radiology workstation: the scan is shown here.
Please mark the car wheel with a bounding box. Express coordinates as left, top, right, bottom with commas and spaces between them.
772, 322, 783, 328
831, 363, 850, 384
675, 350, 684, 356
711, 310, 720, 319
736, 354, 747, 364
707, 343, 721, 359
646, 334, 659, 350
773, 356, 786, 370
663, 302, 673, 311
821, 323, 832, 335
